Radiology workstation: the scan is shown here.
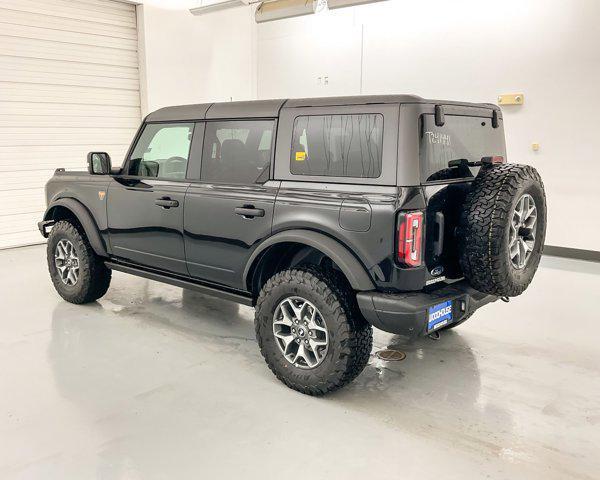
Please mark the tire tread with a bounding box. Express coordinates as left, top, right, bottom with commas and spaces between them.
47, 220, 111, 304
255, 267, 372, 396
457, 164, 546, 296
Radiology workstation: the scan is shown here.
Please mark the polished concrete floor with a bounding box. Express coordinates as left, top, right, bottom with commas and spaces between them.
1, 245, 599, 480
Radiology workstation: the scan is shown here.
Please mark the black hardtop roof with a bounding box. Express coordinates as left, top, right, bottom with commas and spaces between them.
146, 95, 497, 122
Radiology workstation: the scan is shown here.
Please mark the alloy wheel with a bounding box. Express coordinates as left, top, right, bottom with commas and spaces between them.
55, 239, 80, 285
272, 296, 329, 369
509, 193, 538, 269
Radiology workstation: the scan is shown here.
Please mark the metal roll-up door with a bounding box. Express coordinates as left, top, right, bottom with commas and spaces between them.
0, 0, 141, 248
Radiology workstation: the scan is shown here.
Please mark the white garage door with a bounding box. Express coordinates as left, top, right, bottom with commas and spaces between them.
0, 0, 141, 249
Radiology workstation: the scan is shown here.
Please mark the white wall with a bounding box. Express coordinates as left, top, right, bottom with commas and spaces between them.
138, 0, 256, 114
257, 8, 361, 98
137, 0, 600, 251
256, 0, 600, 251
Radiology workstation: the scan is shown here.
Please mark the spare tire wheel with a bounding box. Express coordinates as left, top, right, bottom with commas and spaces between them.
457, 163, 547, 297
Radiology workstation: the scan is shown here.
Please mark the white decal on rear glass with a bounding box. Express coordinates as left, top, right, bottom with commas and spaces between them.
425, 131, 451, 146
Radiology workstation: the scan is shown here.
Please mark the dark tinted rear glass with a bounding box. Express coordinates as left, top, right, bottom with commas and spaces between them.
290, 114, 383, 178
420, 114, 505, 183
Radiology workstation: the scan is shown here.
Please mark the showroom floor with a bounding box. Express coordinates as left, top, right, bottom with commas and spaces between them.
1, 245, 598, 480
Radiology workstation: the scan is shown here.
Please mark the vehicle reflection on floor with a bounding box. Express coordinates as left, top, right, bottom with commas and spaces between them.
1, 245, 598, 479
47, 282, 510, 479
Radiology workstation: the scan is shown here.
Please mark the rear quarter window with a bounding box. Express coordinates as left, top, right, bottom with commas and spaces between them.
290, 113, 383, 178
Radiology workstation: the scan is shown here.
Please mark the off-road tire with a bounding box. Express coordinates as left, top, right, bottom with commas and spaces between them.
457, 164, 547, 297
255, 267, 373, 395
47, 220, 111, 304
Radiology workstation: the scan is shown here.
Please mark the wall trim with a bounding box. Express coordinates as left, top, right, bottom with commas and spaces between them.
544, 245, 600, 263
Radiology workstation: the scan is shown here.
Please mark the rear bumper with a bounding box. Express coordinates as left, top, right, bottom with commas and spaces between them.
356, 280, 497, 336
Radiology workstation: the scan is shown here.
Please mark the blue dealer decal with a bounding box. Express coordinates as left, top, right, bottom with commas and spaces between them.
428, 301, 453, 331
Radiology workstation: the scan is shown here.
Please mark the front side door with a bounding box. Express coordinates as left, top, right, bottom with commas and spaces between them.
184, 119, 279, 290
107, 122, 196, 275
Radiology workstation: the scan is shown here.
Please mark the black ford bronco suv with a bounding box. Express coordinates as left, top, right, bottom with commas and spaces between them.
39, 95, 546, 395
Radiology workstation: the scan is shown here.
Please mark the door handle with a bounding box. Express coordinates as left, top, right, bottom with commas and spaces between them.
155, 197, 179, 209
235, 206, 265, 218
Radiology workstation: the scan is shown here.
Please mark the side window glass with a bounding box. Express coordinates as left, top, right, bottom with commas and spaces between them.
201, 120, 274, 184
290, 114, 383, 178
128, 123, 194, 179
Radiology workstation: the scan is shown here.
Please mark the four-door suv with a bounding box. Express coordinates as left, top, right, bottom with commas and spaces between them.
39, 95, 546, 395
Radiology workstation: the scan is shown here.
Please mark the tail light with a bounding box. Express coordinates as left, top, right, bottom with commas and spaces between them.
397, 211, 423, 267
481, 155, 505, 165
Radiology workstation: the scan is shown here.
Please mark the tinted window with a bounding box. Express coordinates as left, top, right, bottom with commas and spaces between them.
290, 114, 383, 178
201, 120, 274, 184
128, 123, 194, 179
420, 114, 505, 183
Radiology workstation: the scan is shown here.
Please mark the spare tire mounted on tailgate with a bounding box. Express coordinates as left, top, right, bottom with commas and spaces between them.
458, 163, 547, 297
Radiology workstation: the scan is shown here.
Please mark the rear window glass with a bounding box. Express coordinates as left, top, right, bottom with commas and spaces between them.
420, 114, 505, 183
290, 114, 383, 178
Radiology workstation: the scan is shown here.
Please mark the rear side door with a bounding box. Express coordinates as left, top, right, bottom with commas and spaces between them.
184, 119, 278, 290
107, 122, 196, 275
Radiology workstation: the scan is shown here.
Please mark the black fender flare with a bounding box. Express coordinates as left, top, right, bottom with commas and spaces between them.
43, 198, 108, 257
243, 230, 375, 291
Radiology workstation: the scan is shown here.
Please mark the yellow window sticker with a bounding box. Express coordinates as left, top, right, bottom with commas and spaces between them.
295, 151, 307, 162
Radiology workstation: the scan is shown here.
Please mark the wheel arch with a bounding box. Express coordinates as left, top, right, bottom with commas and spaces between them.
44, 198, 108, 258
244, 230, 375, 296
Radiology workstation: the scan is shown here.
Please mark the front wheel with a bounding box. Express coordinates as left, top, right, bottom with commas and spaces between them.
255, 268, 372, 396
47, 219, 111, 304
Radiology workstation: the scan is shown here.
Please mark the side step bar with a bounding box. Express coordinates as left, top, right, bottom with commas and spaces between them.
105, 261, 254, 306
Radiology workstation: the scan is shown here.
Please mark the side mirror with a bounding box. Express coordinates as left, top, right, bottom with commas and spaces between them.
87, 152, 111, 175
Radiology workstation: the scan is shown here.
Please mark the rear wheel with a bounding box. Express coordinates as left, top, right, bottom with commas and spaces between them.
47, 220, 111, 304
254, 267, 372, 395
